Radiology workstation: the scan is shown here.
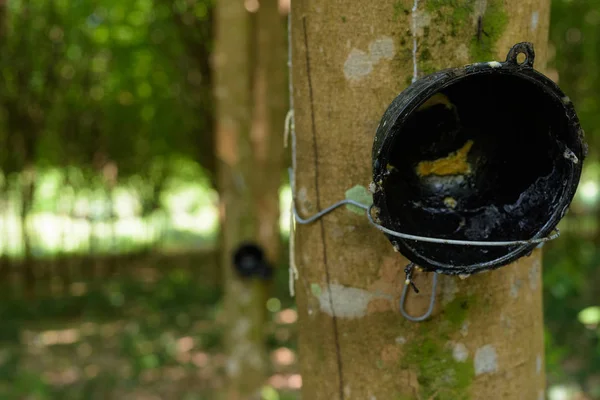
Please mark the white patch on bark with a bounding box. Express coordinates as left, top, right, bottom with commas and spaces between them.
455, 43, 469, 63
474, 345, 498, 375
344, 37, 395, 81
369, 37, 395, 63
472, 0, 488, 26
226, 358, 240, 377
510, 277, 522, 298
453, 342, 469, 362
314, 283, 392, 318
501, 313, 512, 329
297, 187, 310, 213
302, 250, 310, 265
460, 321, 469, 337
536, 354, 542, 374
410, 0, 420, 82
343, 49, 374, 80
232, 318, 250, 339
226, 340, 265, 378
413, 9, 431, 36
442, 276, 459, 305
531, 11, 540, 32
529, 258, 541, 290
396, 336, 407, 344
344, 385, 351, 397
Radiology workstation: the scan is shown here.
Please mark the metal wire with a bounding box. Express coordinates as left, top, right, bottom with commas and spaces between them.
289, 168, 371, 223
289, 169, 560, 247
400, 268, 439, 322
365, 203, 560, 246
292, 198, 369, 224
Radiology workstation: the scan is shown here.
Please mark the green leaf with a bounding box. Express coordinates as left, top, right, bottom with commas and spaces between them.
344, 185, 372, 215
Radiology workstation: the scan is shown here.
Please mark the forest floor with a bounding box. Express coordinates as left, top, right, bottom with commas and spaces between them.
0, 250, 299, 400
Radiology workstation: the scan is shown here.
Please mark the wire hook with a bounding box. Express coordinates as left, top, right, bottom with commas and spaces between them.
400, 263, 438, 322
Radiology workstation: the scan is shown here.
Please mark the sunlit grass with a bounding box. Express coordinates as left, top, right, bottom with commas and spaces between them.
548, 384, 586, 400
113, 187, 142, 218
0, 174, 294, 257
171, 207, 218, 234
578, 306, 600, 326
578, 180, 598, 206
574, 161, 600, 209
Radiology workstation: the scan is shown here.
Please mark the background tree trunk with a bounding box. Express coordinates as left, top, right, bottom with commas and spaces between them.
252, 0, 287, 264
290, 1, 550, 399
214, 1, 287, 399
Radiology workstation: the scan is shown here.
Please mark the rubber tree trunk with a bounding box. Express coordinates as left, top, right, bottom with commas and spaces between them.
214, 1, 286, 399
290, 1, 550, 399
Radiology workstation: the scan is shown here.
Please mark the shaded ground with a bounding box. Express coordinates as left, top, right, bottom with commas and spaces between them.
0, 240, 598, 399
0, 250, 299, 400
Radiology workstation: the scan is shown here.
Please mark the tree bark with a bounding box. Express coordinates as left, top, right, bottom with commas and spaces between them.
214, 1, 287, 399
252, 0, 288, 264
290, 1, 550, 399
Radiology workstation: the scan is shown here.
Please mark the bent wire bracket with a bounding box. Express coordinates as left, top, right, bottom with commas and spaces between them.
289, 168, 559, 247
288, 168, 559, 322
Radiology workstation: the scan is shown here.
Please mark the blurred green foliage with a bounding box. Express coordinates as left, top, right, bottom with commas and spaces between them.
0, 0, 213, 177
544, 0, 600, 397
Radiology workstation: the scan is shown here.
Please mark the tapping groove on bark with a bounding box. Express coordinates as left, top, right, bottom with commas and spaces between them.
302, 16, 345, 400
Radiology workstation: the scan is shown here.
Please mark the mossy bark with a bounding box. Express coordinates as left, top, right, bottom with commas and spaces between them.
290, 1, 550, 399
214, 1, 286, 399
